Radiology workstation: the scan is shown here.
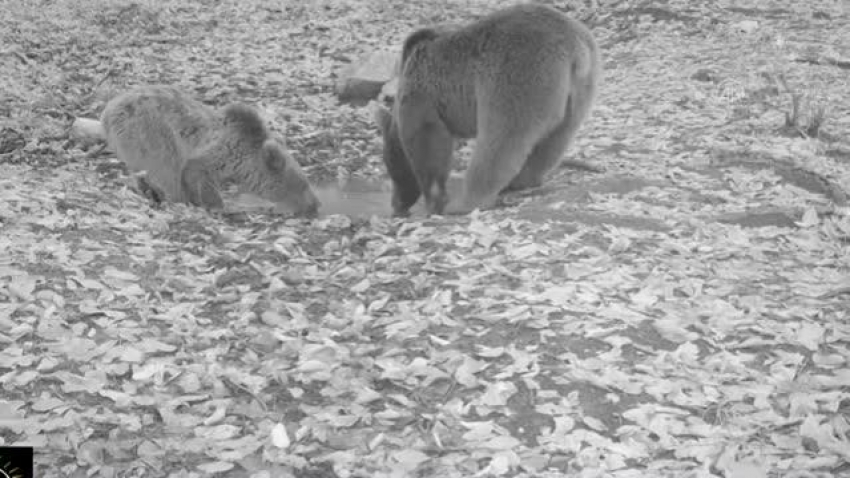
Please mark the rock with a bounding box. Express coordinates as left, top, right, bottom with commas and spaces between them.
336, 49, 399, 106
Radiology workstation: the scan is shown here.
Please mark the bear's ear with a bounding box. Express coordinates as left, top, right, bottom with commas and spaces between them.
369, 101, 393, 135
262, 140, 289, 173
223, 103, 268, 143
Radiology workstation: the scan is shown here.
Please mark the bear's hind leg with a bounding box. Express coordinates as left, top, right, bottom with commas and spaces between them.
507, 71, 598, 193
503, 118, 573, 193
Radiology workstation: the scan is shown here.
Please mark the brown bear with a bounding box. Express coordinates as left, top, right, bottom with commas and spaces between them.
101, 85, 320, 216
373, 3, 601, 216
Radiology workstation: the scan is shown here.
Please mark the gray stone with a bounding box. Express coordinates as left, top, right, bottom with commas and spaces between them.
336, 49, 399, 106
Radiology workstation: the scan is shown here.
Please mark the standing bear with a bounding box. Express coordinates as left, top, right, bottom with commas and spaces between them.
373, 3, 601, 216
101, 85, 320, 216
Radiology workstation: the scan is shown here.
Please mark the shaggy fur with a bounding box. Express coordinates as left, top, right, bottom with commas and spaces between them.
101, 85, 319, 215
374, 3, 601, 216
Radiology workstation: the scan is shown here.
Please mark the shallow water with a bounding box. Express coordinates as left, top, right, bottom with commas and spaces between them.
233, 176, 472, 218
313, 178, 394, 218
314, 176, 466, 218
230, 177, 391, 217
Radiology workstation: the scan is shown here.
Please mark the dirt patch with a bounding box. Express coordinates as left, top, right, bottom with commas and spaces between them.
714, 209, 800, 228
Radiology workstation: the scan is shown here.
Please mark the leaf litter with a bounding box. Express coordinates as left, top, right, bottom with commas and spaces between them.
2, 0, 850, 477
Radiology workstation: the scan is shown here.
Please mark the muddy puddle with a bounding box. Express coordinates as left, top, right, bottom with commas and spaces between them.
312, 178, 393, 218
232, 177, 466, 218
233, 171, 790, 232
308, 176, 473, 218
314, 176, 469, 218
233, 173, 661, 222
